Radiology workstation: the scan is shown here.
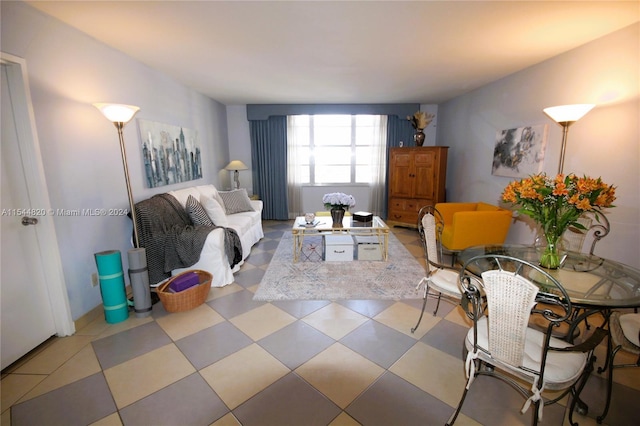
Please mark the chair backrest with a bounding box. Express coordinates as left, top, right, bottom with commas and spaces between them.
481, 270, 539, 366
460, 254, 572, 368
576, 211, 610, 255
561, 216, 593, 252
417, 205, 445, 272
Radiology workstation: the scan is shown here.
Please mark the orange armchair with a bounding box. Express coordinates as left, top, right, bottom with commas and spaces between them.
435, 202, 512, 251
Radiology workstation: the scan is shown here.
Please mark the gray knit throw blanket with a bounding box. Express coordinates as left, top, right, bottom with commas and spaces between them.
134, 193, 242, 284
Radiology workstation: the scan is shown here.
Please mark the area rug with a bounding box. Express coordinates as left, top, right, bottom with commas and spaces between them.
253, 232, 425, 301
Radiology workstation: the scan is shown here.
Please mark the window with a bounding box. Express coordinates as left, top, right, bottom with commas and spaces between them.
288, 114, 386, 184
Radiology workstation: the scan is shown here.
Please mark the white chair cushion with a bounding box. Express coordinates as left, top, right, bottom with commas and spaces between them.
200, 194, 229, 227
619, 313, 640, 346
430, 269, 461, 298
467, 316, 587, 390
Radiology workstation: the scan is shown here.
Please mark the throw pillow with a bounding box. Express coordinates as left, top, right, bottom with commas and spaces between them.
186, 195, 213, 226
200, 194, 229, 227
196, 184, 226, 212
219, 188, 254, 214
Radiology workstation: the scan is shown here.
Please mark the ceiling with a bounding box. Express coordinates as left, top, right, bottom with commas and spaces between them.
26, 1, 640, 105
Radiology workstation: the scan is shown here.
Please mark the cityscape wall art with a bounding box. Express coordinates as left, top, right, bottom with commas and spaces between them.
137, 119, 202, 188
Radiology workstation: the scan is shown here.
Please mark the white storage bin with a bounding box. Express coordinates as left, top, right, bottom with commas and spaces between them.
355, 235, 382, 260
323, 235, 354, 261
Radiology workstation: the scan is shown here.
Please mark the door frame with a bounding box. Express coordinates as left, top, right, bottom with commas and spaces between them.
1, 52, 74, 337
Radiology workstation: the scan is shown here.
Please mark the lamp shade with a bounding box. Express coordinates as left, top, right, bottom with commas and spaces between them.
93, 103, 140, 124
543, 104, 595, 123
225, 160, 248, 171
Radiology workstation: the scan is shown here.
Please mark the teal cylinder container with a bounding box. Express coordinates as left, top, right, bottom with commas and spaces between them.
94, 250, 129, 324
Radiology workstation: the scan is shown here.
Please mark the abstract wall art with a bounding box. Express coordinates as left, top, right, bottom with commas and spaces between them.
137, 119, 202, 188
492, 124, 548, 178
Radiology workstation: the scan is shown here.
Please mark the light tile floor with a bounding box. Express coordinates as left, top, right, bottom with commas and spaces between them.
2, 220, 638, 425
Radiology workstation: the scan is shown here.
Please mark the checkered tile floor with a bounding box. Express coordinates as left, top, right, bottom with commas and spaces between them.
2, 221, 638, 425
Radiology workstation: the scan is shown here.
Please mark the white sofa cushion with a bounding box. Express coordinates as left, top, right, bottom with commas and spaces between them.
200, 194, 229, 227
168, 187, 202, 208
226, 212, 254, 236
196, 184, 226, 211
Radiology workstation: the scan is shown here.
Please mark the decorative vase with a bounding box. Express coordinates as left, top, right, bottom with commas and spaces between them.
414, 130, 425, 147
539, 230, 563, 269
330, 207, 345, 227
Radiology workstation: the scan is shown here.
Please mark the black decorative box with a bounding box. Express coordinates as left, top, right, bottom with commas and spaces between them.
353, 211, 373, 222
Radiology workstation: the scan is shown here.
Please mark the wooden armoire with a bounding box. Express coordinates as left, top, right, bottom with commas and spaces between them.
387, 146, 448, 227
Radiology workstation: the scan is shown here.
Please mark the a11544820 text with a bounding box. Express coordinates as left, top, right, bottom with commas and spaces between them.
1, 208, 129, 217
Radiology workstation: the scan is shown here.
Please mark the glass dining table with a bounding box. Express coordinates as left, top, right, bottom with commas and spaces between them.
459, 245, 640, 311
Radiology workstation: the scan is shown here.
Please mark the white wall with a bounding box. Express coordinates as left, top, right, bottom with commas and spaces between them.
226, 105, 253, 193
1, 1, 231, 319
437, 23, 639, 268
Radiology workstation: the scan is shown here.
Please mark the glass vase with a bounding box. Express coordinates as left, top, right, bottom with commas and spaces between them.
414, 130, 425, 147
539, 232, 562, 269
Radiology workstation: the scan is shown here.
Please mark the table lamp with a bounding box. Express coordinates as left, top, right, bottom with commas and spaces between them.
225, 160, 248, 190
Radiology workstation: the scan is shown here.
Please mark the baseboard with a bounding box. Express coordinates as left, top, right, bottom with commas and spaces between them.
386, 220, 417, 229
74, 304, 103, 332
74, 285, 133, 332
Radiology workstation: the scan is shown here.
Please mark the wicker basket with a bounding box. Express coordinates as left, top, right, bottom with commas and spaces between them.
157, 270, 212, 313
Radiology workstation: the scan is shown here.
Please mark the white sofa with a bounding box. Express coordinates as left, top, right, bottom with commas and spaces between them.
166, 184, 263, 287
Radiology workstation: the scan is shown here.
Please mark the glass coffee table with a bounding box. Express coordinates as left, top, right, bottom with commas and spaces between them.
292, 215, 390, 262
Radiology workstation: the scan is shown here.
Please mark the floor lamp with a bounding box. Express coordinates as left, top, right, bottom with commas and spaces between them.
543, 104, 595, 174
94, 103, 152, 318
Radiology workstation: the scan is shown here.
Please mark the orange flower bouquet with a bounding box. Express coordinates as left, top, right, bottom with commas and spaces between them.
502, 173, 616, 268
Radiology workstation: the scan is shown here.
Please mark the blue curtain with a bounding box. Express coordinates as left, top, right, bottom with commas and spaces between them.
249, 116, 289, 220
386, 114, 416, 148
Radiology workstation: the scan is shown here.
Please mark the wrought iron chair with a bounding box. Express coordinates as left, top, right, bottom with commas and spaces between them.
571, 211, 610, 255
411, 206, 462, 333
596, 311, 640, 423
446, 254, 606, 426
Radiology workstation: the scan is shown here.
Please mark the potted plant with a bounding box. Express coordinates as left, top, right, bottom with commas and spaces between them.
323, 192, 356, 227
502, 173, 616, 268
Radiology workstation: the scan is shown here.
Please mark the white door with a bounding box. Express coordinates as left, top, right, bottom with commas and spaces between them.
1, 56, 72, 369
